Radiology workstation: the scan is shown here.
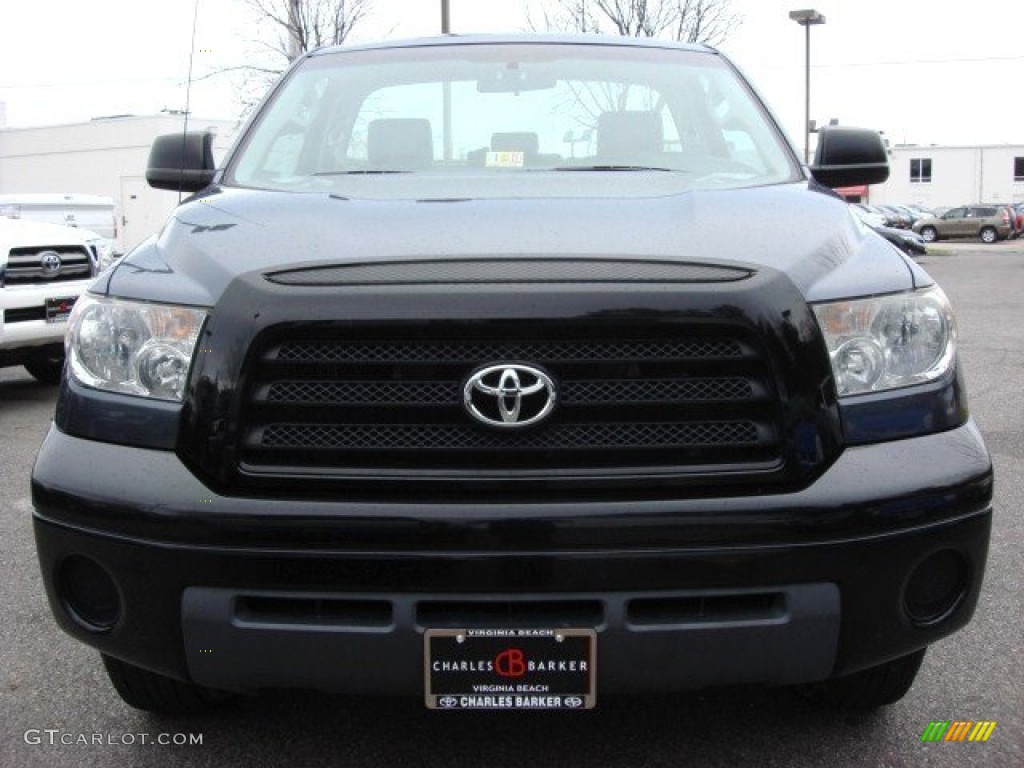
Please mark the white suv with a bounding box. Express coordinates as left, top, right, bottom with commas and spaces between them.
1, 218, 98, 383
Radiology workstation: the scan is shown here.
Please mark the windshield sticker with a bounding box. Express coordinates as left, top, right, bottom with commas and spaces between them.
485, 151, 525, 169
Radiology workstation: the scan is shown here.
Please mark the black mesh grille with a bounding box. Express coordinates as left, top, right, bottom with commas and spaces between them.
274, 339, 744, 364
265, 378, 754, 406
260, 421, 762, 451
563, 378, 754, 403
238, 324, 781, 477
268, 380, 458, 405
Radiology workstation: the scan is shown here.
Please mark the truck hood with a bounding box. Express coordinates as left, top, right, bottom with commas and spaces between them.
103, 182, 922, 307
1, 218, 95, 257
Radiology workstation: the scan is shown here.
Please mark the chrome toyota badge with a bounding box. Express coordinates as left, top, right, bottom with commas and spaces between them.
463, 364, 556, 429
39, 251, 63, 275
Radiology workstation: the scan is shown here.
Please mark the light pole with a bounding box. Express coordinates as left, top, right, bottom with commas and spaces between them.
441, 0, 450, 33
789, 9, 825, 165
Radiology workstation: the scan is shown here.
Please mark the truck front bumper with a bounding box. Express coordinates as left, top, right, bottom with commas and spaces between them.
1, 280, 88, 355
32, 422, 993, 695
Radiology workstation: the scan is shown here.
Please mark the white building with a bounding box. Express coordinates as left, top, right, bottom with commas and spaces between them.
0, 115, 238, 252
870, 144, 1024, 208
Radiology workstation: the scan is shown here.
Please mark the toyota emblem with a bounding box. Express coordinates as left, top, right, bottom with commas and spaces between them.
39, 251, 62, 275
463, 364, 557, 429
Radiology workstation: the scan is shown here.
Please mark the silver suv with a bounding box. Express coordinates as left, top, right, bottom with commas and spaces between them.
913, 205, 1012, 244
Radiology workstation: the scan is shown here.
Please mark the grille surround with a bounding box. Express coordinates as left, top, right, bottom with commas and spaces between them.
177, 261, 844, 498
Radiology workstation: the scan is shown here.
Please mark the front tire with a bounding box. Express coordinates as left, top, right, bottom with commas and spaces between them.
802, 649, 926, 710
24, 351, 65, 385
102, 654, 236, 714
979, 226, 998, 244
919, 226, 938, 243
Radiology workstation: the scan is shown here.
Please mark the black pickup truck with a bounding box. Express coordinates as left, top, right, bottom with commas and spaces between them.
31, 35, 992, 714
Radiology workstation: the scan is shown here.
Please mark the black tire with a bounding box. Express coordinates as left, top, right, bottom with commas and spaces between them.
919, 226, 938, 243
102, 654, 236, 714
802, 649, 926, 710
24, 351, 65, 385
979, 226, 998, 244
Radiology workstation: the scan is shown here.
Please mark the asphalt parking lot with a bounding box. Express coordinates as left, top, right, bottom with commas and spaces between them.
1, 245, 1021, 767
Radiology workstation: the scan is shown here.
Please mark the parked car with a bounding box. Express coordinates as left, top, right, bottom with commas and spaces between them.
906, 204, 936, 220
913, 205, 1013, 243
891, 204, 926, 227
856, 203, 901, 228
875, 204, 913, 229
1003, 204, 1023, 238
32, 34, 991, 716
851, 205, 927, 256
1, 218, 98, 382
851, 204, 886, 228
876, 225, 928, 256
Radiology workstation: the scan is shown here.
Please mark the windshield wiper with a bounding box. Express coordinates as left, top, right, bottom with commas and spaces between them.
551, 165, 678, 173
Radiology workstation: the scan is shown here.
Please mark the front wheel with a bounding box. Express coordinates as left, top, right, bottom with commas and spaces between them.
919, 226, 938, 243
801, 649, 926, 710
102, 654, 236, 714
979, 226, 998, 244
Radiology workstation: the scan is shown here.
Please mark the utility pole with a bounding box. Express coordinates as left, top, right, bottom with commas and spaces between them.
789, 9, 826, 165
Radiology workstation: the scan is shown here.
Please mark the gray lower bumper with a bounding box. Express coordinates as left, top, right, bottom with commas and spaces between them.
182, 583, 839, 695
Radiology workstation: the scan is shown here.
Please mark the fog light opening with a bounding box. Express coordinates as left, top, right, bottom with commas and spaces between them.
57, 555, 121, 632
903, 550, 969, 627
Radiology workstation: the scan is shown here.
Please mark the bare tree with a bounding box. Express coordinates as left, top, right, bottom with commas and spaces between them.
527, 0, 739, 46
241, 0, 373, 64
198, 0, 372, 116
525, 0, 599, 33
591, 0, 678, 37
670, 0, 738, 45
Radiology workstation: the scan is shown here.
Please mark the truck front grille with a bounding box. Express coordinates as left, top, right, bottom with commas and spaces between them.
3, 245, 93, 286
237, 326, 781, 476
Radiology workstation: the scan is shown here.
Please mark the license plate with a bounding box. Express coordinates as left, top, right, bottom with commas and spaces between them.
425, 628, 596, 710
45, 296, 76, 323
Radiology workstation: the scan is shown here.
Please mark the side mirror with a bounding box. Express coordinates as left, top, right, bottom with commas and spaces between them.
146, 132, 217, 193
809, 126, 889, 188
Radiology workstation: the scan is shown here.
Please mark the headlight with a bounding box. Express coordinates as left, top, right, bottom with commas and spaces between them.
812, 286, 956, 396
66, 295, 207, 401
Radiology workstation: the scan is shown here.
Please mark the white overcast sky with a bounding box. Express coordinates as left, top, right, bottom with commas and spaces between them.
1, 0, 1021, 148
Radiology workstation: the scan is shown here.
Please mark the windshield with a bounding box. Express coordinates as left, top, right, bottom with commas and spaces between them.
228, 41, 799, 199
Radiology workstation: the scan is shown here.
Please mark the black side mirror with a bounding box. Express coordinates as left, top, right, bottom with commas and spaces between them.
146, 132, 217, 193
809, 126, 889, 188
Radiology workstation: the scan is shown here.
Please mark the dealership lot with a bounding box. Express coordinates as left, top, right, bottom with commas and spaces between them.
1, 247, 1021, 767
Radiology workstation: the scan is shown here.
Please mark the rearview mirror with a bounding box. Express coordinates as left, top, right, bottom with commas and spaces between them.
809, 126, 889, 188
476, 68, 556, 93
